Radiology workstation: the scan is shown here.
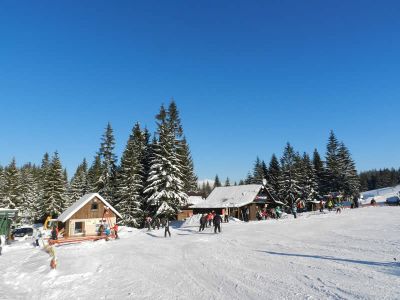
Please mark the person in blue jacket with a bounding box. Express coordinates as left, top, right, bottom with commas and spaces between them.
292, 203, 297, 219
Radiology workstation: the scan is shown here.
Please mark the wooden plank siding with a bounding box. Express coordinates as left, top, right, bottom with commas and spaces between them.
64, 196, 117, 237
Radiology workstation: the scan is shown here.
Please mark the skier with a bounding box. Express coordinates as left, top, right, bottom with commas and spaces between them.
292, 203, 297, 219
154, 217, 161, 230
146, 216, 152, 231
245, 207, 250, 222
224, 211, 229, 223
207, 212, 213, 227
213, 214, 222, 233
51, 225, 58, 241
164, 218, 171, 238
33, 228, 41, 247
275, 206, 282, 219
335, 203, 342, 214
319, 200, 324, 213
199, 214, 206, 232
113, 223, 119, 239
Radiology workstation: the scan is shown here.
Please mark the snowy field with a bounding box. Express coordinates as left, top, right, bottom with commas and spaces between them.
1, 207, 399, 300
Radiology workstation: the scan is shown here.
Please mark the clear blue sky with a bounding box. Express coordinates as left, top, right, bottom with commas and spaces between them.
1, 1, 399, 182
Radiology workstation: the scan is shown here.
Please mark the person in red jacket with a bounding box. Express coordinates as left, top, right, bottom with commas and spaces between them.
113, 224, 119, 239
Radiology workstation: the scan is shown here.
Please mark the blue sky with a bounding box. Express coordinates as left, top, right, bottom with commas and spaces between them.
0, 1, 399, 182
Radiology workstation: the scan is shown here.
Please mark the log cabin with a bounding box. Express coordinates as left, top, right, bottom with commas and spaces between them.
57, 193, 122, 237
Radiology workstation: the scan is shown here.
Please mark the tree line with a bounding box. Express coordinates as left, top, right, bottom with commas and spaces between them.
200, 131, 360, 207
359, 168, 400, 191
0, 101, 197, 227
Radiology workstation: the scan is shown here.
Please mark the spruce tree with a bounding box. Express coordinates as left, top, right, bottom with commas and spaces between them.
225, 177, 231, 186
144, 105, 187, 216
116, 123, 146, 227
214, 175, 222, 188
98, 123, 118, 204
252, 157, 264, 184
20, 165, 41, 222
279, 143, 301, 207
42, 152, 67, 217
87, 155, 103, 193
325, 130, 341, 192
69, 159, 89, 205
312, 149, 326, 196
298, 153, 318, 201
2, 158, 22, 209
268, 154, 281, 197
337, 142, 360, 197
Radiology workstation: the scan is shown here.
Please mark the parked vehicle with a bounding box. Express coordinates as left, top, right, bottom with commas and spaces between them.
12, 227, 33, 240
386, 196, 400, 206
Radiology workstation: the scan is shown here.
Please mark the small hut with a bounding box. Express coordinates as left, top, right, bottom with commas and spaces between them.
191, 184, 281, 221
57, 193, 122, 237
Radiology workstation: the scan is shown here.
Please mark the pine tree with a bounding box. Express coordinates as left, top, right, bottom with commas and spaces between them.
214, 175, 222, 188
268, 154, 281, 197
87, 155, 103, 193
298, 153, 318, 201
337, 142, 360, 197
68, 159, 89, 205
42, 152, 67, 217
279, 143, 301, 206
144, 105, 187, 216
116, 123, 146, 227
0, 166, 5, 206
252, 157, 264, 184
225, 177, 231, 186
325, 130, 341, 192
20, 165, 41, 222
178, 137, 198, 192
2, 158, 22, 209
312, 149, 326, 196
98, 123, 118, 204
167, 101, 198, 193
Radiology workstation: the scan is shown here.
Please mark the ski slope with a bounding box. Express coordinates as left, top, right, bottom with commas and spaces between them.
1, 207, 399, 299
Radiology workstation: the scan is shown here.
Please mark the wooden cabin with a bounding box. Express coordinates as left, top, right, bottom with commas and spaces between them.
57, 193, 122, 237
191, 184, 282, 221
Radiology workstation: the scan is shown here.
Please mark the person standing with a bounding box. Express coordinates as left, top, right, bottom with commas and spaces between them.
319, 200, 324, 213
199, 214, 206, 232
292, 203, 297, 219
224, 211, 229, 223
213, 214, 222, 233
113, 224, 119, 239
164, 218, 171, 238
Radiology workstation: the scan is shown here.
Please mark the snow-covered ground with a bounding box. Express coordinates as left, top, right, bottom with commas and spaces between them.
1, 207, 399, 300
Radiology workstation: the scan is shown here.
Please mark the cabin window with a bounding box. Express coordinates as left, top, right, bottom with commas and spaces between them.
91, 202, 98, 211
74, 222, 84, 234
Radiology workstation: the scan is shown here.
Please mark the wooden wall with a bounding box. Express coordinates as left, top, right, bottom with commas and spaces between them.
64, 196, 117, 237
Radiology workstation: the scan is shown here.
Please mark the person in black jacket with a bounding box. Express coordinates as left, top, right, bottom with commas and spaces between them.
199, 214, 207, 232
213, 214, 222, 233
164, 218, 171, 238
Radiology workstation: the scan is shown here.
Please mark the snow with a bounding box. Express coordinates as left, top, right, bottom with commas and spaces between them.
187, 196, 205, 206
360, 185, 400, 205
192, 184, 262, 208
1, 207, 399, 299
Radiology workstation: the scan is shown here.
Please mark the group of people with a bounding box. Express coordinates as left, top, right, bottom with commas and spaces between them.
145, 216, 171, 237
98, 223, 119, 240
199, 211, 223, 233
255, 206, 283, 220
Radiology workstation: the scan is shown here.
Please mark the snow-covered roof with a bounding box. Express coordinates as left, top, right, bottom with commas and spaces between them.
58, 193, 122, 223
187, 196, 205, 206
191, 185, 263, 209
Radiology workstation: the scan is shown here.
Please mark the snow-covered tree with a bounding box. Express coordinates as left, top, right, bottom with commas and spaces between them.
87, 154, 103, 193
337, 142, 360, 197
144, 105, 187, 215
252, 157, 265, 184
116, 123, 146, 227
42, 152, 67, 217
98, 123, 118, 204
312, 148, 326, 196
20, 165, 41, 222
2, 158, 22, 209
68, 159, 89, 205
268, 154, 281, 197
297, 153, 318, 201
279, 143, 301, 207
325, 130, 341, 193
